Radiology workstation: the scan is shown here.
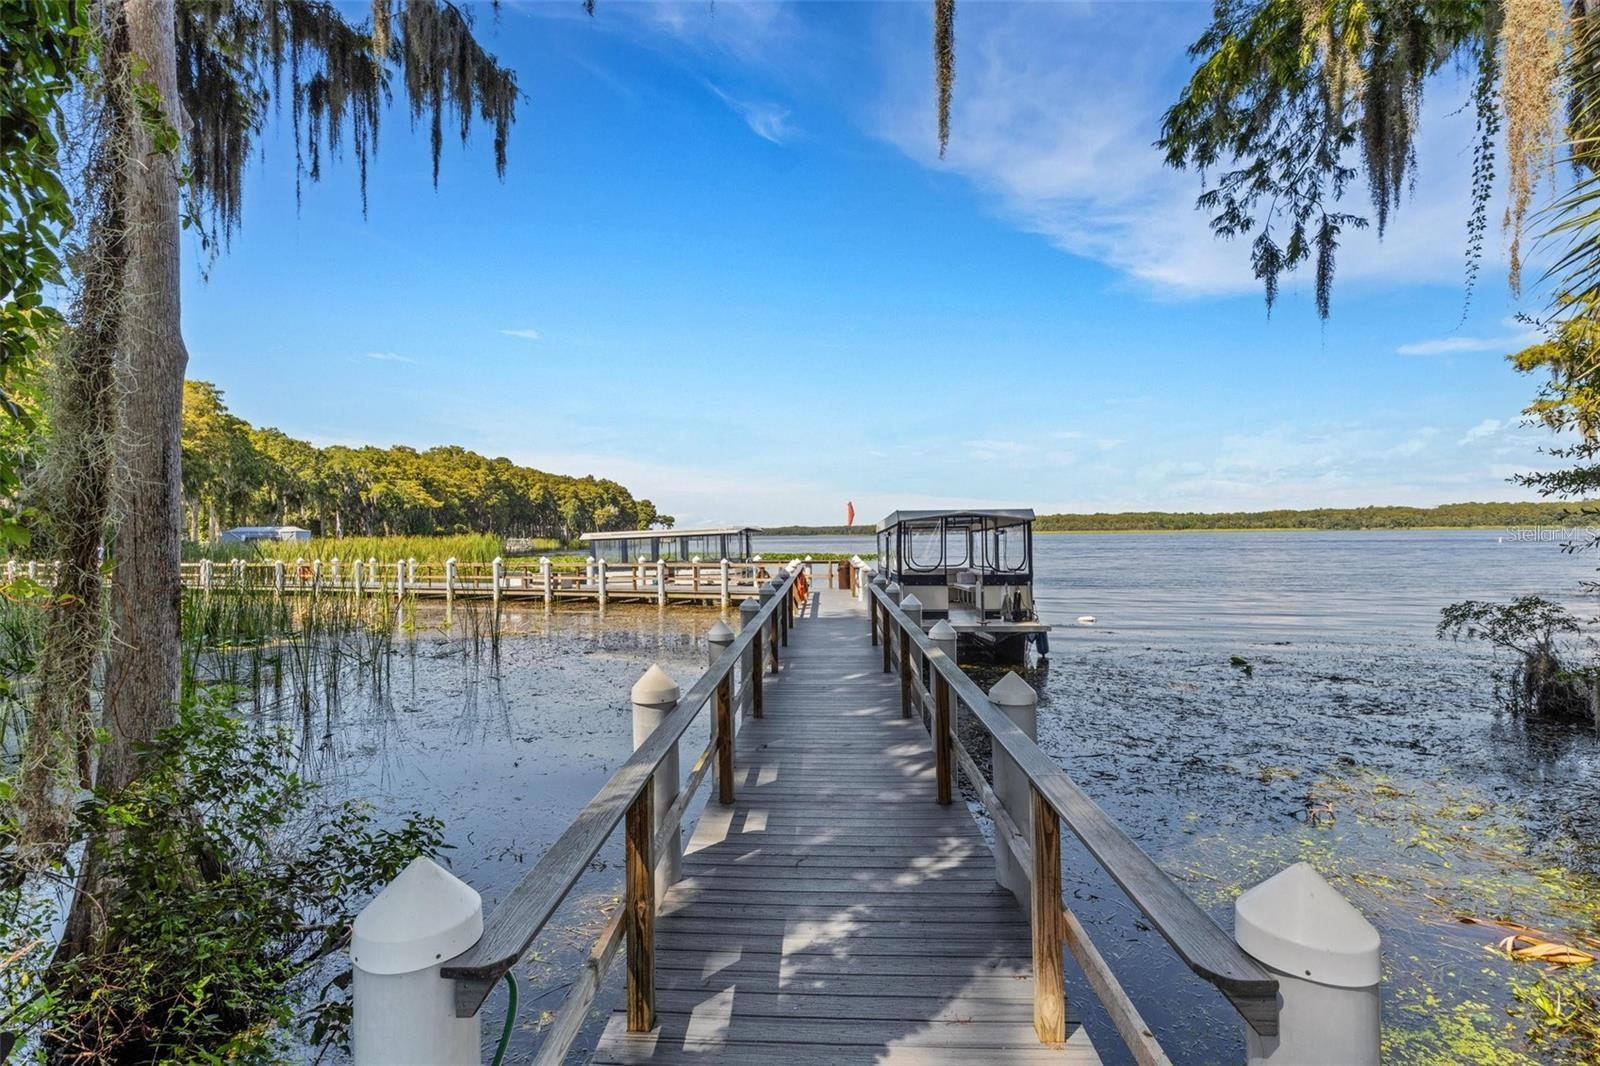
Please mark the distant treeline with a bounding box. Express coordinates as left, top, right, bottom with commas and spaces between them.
182, 381, 672, 542
764, 503, 1584, 536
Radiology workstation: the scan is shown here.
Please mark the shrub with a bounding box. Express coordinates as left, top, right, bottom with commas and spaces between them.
1438, 596, 1597, 719
1, 690, 444, 1062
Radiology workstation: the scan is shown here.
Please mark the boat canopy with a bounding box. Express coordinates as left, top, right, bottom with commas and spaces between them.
579, 526, 760, 563
875, 510, 1035, 584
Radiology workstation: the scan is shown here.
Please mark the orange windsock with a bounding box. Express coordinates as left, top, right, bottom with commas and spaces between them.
846, 501, 856, 528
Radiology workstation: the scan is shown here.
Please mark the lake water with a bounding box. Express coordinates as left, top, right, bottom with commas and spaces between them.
307, 530, 1598, 1064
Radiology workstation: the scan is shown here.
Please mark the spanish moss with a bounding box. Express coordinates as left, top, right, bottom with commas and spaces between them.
934, 0, 954, 158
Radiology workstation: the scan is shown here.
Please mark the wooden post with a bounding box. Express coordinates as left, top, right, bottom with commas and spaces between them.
769, 611, 780, 673
274, 560, 286, 598
200, 558, 213, 592
330, 557, 340, 587
870, 586, 879, 644
540, 556, 552, 604
1031, 786, 1066, 1044
625, 783, 655, 1033
991, 672, 1040, 911
935, 674, 953, 805
633, 665, 682, 893
899, 625, 912, 718
882, 602, 892, 674
715, 671, 734, 805
752, 628, 764, 717
312, 558, 323, 590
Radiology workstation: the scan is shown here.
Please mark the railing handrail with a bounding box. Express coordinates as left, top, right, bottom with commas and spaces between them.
868, 582, 1279, 1035
438, 567, 801, 1011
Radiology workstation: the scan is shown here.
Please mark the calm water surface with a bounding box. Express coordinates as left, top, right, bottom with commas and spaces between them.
308, 531, 1598, 1064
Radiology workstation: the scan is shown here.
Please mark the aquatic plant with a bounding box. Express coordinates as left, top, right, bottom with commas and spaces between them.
1438, 597, 1597, 721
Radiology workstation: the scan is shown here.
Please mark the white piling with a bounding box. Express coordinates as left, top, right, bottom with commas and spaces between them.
597, 559, 609, 607
632, 664, 682, 893
352, 558, 364, 598
930, 619, 958, 663
1236, 862, 1382, 1066
491, 556, 503, 606
350, 856, 482, 1066
395, 560, 406, 599
312, 558, 323, 590
708, 619, 735, 666
656, 559, 668, 606
901, 593, 923, 630
540, 556, 553, 605
885, 580, 903, 604
444, 557, 457, 610
407, 557, 418, 585
989, 672, 1038, 914
200, 559, 213, 592
585, 555, 595, 587
738, 597, 761, 694
274, 560, 286, 597
719, 558, 731, 609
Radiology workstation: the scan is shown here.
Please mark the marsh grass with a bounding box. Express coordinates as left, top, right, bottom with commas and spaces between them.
186, 533, 507, 565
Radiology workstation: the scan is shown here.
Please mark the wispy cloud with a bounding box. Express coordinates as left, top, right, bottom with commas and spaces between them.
871, 4, 1505, 300
1458, 418, 1504, 445
706, 82, 795, 144
500, 328, 542, 341
1396, 332, 1536, 356
363, 351, 417, 364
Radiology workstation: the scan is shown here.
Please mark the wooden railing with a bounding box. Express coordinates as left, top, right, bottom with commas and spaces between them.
435, 565, 807, 1064
865, 577, 1279, 1064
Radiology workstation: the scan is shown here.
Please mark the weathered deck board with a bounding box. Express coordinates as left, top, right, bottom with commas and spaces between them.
591, 590, 1097, 1064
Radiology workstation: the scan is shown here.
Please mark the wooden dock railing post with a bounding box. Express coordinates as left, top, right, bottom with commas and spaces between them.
738, 597, 762, 717
624, 781, 655, 1033
1030, 785, 1066, 1044
931, 620, 957, 805
632, 665, 682, 893
899, 594, 922, 718
990, 672, 1039, 912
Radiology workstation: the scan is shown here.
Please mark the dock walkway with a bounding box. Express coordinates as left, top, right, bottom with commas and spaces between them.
591, 590, 1099, 1064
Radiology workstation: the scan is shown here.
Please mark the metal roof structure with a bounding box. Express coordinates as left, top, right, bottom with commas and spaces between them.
579, 526, 760, 542
874, 509, 1035, 533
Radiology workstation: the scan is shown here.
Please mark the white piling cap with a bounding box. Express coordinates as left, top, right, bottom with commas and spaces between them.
989, 671, 1037, 707
352, 856, 482, 975
1235, 861, 1380, 988
901, 593, 922, 611
929, 620, 957, 642
885, 581, 902, 596
739, 596, 761, 613
631, 663, 680, 706
707, 620, 735, 645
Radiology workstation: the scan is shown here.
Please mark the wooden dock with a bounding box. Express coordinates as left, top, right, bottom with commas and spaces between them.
432, 563, 1280, 1066
591, 590, 1099, 1064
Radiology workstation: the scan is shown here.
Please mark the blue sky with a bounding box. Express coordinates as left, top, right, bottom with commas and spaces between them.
182, 1, 1552, 527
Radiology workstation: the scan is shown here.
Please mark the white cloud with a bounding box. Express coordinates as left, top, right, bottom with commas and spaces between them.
500, 328, 542, 341
363, 351, 417, 364
871, 4, 1510, 301
1458, 418, 1504, 445
1397, 333, 1536, 357
706, 82, 795, 144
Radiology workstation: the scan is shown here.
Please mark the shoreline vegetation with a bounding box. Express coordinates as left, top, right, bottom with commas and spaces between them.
762, 502, 1587, 536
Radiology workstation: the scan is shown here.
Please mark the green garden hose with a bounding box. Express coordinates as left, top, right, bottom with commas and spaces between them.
489, 970, 518, 1066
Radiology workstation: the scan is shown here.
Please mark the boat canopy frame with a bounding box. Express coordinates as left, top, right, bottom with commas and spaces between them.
875, 509, 1035, 587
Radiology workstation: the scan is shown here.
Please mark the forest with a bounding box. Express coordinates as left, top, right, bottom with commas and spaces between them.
180, 381, 669, 542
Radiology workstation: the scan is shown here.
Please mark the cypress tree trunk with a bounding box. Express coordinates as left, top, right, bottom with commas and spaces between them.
100, 0, 186, 799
